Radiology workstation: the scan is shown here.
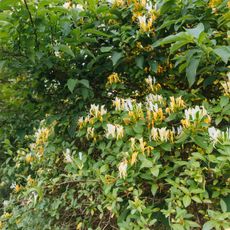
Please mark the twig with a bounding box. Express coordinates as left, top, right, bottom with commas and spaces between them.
23, 0, 39, 49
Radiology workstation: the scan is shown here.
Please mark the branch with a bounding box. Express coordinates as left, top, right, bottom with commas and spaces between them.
23, 0, 39, 49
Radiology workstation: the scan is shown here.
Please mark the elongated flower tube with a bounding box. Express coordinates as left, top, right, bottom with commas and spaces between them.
118, 159, 128, 178
106, 124, 116, 138
208, 127, 230, 145
116, 125, 124, 140
221, 75, 230, 96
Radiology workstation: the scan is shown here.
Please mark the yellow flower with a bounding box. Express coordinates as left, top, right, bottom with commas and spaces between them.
106, 72, 121, 85
139, 138, 146, 153
76, 222, 82, 230
27, 176, 36, 186
105, 175, 116, 184
118, 159, 128, 178
208, 0, 222, 8
15, 184, 21, 193
138, 15, 153, 32
130, 152, 138, 165
3, 212, 12, 219
181, 119, 190, 128
25, 154, 33, 163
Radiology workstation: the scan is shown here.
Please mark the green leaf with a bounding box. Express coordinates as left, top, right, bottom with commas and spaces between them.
67, 79, 77, 93
220, 199, 227, 213
172, 224, 184, 230
202, 221, 215, 230
148, 60, 158, 73
78, 79, 90, 88
213, 46, 230, 64
153, 32, 193, 47
139, 155, 153, 169
84, 28, 111, 37
0, 60, 6, 72
135, 56, 144, 69
133, 123, 144, 134
59, 44, 75, 57
151, 184, 158, 196
100, 46, 113, 53
220, 96, 229, 108
186, 23, 204, 39
192, 135, 208, 149
192, 196, 202, 203
111, 52, 123, 66
183, 195, 191, 207
151, 166, 160, 177
186, 56, 200, 87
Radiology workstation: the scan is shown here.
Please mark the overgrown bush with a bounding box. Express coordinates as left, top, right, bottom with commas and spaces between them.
0, 0, 229, 229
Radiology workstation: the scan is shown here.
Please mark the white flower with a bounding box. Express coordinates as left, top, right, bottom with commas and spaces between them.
151, 127, 158, 141
138, 15, 147, 27
10, 183, 16, 189
87, 127, 95, 139
185, 106, 208, 121
100, 105, 107, 116
64, 148, 72, 163
89, 104, 107, 118
63, 2, 71, 9
76, 4, 84, 11
124, 98, 133, 111
177, 126, 183, 135
145, 1, 152, 12
130, 137, 136, 150
78, 152, 83, 160
116, 125, 124, 140
118, 159, 127, 178
158, 127, 169, 142
106, 124, 116, 138
208, 127, 220, 144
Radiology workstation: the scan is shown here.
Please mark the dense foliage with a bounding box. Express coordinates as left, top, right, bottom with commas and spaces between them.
0, 0, 229, 229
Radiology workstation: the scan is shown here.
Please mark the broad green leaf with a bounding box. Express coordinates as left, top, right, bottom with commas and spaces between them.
151, 184, 158, 196
148, 60, 158, 73
100, 46, 113, 53
183, 195, 191, 207
135, 56, 144, 69
78, 79, 90, 88
84, 28, 111, 37
59, 44, 75, 57
172, 224, 184, 230
192, 135, 208, 149
111, 51, 123, 66
139, 155, 153, 169
151, 166, 160, 177
67, 79, 78, 93
153, 32, 193, 47
202, 221, 215, 230
186, 23, 204, 39
220, 199, 227, 213
186, 56, 200, 87
213, 46, 230, 64
220, 96, 229, 108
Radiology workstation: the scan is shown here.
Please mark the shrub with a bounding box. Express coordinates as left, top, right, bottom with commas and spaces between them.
0, 0, 229, 229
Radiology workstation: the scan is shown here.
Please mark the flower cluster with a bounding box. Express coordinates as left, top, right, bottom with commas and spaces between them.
145, 76, 161, 93
221, 75, 230, 96
30, 127, 50, 156
106, 72, 121, 86
208, 0, 222, 9
150, 127, 175, 142
166, 96, 186, 113
208, 127, 230, 145
106, 124, 124, 140
78, 104, 107, 129
181, 106, 211, 128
